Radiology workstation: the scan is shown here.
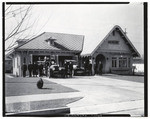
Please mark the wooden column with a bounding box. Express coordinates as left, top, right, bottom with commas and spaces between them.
56, 55, 59, 65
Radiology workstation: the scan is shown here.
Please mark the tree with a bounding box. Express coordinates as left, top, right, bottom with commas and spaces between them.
5, 4, 38, 52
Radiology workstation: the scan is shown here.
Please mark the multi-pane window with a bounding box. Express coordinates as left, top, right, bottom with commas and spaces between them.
112, 57, 117, 67
108, 41, 119, 44
119, 57, 127, 67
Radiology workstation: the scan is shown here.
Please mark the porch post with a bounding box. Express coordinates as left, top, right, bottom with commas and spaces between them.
56, 55, 59, 65
30, 54, 33, 64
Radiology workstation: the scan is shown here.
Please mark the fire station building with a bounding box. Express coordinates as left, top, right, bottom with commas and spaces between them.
11, 32, 84, 76
9, 25, 140, 76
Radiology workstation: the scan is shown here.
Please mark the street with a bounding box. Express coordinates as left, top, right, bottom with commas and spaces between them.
5, 74, 144, 116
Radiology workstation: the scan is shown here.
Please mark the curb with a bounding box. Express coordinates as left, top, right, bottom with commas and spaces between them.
5, 107, 70, 116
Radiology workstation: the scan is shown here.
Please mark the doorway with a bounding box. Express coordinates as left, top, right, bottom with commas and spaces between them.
95, 54, 106, 74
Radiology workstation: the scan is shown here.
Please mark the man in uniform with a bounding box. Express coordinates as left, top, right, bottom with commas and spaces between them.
22, 63, 27, 77
64, 61, 68, 78
28, 62, 33, 77
38, 62, 43, 77
99, 61, 103, 75
45, 61, 49, 77
69, 61, 73, 77
33, 62, 38, 77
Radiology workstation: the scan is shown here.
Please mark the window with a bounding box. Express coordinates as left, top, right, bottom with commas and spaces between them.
108, 41, 119, 44
112, 57, 117, 67
119, 57, 127, 67
50, 40, 54, 45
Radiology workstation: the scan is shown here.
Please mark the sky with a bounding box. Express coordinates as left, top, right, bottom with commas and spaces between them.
5, 3, 144, 56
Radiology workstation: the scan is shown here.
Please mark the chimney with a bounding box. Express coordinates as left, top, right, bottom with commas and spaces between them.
16, 39, 28, 46
45, 37, 56, 46
124, 28, 127, 35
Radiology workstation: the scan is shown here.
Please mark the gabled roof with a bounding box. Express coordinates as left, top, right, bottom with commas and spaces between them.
16, 32, 84, 52
81, 25, 140, 57
16, 39, 29, 42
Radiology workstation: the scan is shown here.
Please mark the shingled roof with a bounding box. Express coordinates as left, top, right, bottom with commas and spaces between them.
81, 25, 140, 57
16, 32, 84, 52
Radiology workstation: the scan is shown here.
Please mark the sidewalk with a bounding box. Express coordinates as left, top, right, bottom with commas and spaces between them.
6, 92, 83, 115
6, 92, 83, 104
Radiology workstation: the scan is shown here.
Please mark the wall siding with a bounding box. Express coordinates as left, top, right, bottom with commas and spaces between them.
91, 30, 133, 75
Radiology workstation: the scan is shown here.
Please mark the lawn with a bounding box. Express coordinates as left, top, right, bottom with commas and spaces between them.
5, 76, 79, 97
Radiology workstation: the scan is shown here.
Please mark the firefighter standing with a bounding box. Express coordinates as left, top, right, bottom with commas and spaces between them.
28, 62, 33, 77
69, 61, 73, 77
22, 63, 27, 77
38, 63, 43, 77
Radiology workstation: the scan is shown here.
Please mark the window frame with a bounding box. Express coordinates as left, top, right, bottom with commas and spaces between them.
119, 57, 127, 68
108, 40, 119, 44
112, 57, 117, 68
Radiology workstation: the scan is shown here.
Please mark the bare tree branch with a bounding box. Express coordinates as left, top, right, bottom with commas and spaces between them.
5, 5, 12, 12
5, 6, 31, 41
5, 5, 53, 53
5, 6, 25, 15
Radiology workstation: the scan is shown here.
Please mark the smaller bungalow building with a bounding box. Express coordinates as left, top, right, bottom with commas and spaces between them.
9, 32, 84, 76
81, 25, 140, 75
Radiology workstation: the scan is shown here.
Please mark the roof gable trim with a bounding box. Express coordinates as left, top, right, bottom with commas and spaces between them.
91, 25, 140, 57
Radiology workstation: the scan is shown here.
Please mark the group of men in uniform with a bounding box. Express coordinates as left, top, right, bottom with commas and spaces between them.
64, 61, 73, 78
21, 60, 103, 77
21, 62, 44, 77
83, 60, 103, 75
21, 60, 74, 78
83, 60, 92, 76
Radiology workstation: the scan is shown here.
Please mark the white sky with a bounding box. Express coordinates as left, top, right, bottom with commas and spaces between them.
5, 3, 144, 55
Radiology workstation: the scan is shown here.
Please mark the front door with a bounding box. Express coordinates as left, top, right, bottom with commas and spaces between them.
95, 54, 106, 74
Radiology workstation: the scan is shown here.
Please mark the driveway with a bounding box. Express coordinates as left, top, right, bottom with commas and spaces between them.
44, 75, 144, 116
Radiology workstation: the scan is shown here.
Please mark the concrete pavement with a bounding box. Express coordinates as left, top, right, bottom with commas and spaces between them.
43, 75, 144, 116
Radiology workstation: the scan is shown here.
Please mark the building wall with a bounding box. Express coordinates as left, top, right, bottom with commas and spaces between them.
13, 53, 21, 76
5, 60, 12, 73
91, 53, 133, 75
99, 30, 132, 53
91, 30, 133, 75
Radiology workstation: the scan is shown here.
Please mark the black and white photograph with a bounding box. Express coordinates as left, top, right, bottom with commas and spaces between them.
3, 2, 147, 117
